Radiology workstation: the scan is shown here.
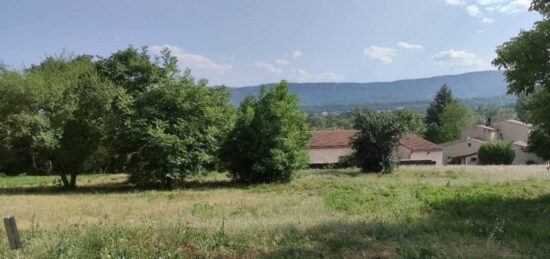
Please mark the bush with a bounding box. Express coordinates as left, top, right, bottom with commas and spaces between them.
125, 72, 234, 187
336, 154, 356, 169
526, 160, 538, 165
351, 110, 405, 173
220, 81, 311, 183
478, 141, 515, 165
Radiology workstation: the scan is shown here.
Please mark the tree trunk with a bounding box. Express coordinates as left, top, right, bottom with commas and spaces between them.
70, 174, 77, 188
60, 174, 70, 188
59, 174, 77, 189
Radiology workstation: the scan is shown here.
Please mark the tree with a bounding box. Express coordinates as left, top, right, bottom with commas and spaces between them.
221, 81, 311, 183
0, 56, 119, 188
391, 109, 425, 136
478, 141, 515, 165
351, 110, 405, 173
307, 112, 355, 130
523, 88, 550, 160
425, 84, 454, 125
439, 102, 471, 141
424, 85, 458, 143
122, 71, 234, 187
95, 46, 180, 173
493, 1, 550, 161
95, 46, 178, 97
425, 102, 471, 144
515, 94, 532, 123
527, 126, 550, 160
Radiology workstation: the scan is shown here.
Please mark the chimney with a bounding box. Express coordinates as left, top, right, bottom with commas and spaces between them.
486, 117, 492, 127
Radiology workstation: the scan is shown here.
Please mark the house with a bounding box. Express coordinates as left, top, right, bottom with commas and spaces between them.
442, 119, 543, 165
308, 130, 443, 166
398, 133, 444, 165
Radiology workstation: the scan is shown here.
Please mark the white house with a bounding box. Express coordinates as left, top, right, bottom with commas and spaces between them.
442, 119, 543, 165
308, 130, 443, 166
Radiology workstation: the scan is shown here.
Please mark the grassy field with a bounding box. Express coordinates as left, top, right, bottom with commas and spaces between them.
1, 166, 550, 258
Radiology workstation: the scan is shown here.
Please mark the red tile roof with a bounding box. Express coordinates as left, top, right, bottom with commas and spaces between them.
400, 133, 442, 151
308, 130, 442, 151
308, 130, 358, 148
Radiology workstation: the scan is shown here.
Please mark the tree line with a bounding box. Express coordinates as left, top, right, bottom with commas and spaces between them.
1, 0, 548, 187
0, 47, 310, 188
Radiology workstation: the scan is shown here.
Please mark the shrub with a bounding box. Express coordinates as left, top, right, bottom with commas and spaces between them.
125, 72, 234, 187
220, 81, 311, 183
526, 160, 538, 165
336, 154, 356, 169
351, 110, 405, 173
478, 141, 515, 165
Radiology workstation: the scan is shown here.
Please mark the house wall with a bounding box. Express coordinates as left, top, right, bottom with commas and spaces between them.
493, 121, 530, 143
397, 146, 412, 160
309, 146, 443, 165
309, 147, 352, 164
461, 125, 497, 141
512, 145, 544, 165
459, 154, 479, 165
442, 139, 483, 164
410, 150, 443, 165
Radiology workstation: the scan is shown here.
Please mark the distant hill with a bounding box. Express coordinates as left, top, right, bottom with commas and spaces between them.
227, 71, 509, 109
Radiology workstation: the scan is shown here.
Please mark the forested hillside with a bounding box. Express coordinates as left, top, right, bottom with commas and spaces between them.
228, 71, 509, 110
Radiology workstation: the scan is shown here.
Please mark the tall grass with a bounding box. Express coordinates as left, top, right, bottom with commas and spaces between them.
1, 166, 549, 258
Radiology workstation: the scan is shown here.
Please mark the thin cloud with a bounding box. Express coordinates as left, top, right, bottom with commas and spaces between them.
432, 49, 491, 69
364, 46, 397, 64
291, 50, 302, 59
275, 59, 289, 66
397, 42, 424, 49
150, 45, 232, 73
444, 0, 530, 18
253, 62, 283, 73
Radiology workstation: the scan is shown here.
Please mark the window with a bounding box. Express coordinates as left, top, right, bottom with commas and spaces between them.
468, 143, 472, 147
470, 157, 477, 162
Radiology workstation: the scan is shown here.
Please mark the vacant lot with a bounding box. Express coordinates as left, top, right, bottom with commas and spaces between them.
1, 166, 550, 258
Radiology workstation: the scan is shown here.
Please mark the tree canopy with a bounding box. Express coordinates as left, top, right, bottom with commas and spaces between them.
493, 1, 550, 160
425, 84, 454, 125
351, 110, 405, 173
478, 141, 515, 165
0, 56, 120, 188
221, 81, 310, 183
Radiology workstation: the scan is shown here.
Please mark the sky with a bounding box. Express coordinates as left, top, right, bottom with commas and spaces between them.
0, 0, 542, 87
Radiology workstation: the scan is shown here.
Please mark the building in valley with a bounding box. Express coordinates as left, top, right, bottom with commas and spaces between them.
308, 130, 443, 166
442, 119, 543, 165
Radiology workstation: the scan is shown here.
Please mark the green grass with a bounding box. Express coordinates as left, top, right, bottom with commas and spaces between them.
1, 166, 550, 258
0, 173, 126, 188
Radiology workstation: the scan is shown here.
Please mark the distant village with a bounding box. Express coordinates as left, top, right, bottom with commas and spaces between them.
308, 119, 542, 167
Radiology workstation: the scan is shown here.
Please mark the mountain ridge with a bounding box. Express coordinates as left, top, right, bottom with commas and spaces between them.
226, 70, 509, 107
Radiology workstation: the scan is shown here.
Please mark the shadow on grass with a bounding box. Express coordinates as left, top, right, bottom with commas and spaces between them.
0, 182, 139, 195
267, 194, 550, 258
0, 178, 252, 195
307, 169, 363, 178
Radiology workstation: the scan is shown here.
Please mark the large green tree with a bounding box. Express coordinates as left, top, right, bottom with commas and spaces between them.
391, 109, 425, 136
493, 0, 550, 160
425, 102, 471, 144
425, 84, 454, 125
125, 71, 234, 187
351, 110, 405, 173
95, 46, 180, 172
0, 56, 119, 188
221, 81, 311, 183
96, 47, 233, 187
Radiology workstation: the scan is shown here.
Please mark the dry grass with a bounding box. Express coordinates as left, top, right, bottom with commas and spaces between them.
1, 165, 550, 258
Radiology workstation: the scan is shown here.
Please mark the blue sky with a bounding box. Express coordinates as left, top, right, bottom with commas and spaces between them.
0, 0, 541, 86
